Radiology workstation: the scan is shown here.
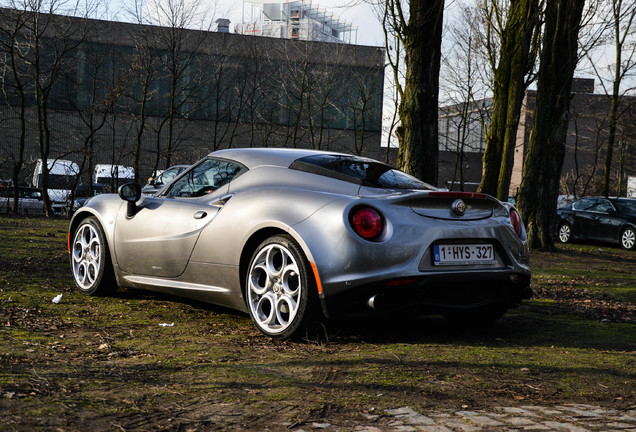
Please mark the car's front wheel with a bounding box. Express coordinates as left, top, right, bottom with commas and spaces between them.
557, 222, 572, 243
246, 235, 318, 340
70, 216, 116, 295
620, 227, 635, 250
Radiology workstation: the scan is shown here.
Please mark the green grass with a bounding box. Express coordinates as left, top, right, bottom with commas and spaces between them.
0, 215, 634, 430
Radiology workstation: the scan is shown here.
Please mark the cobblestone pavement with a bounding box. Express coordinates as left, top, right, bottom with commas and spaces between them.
299, 404, 636, 431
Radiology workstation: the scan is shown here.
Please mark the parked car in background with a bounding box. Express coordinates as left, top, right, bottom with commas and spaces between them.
556, 197, 636, 250
0, 186, 45, 216
141, 165, 188, 195
64, 183, 110, 216
32, 159, 79, 215
69, 148, 531, 340
93, 164, 135, 190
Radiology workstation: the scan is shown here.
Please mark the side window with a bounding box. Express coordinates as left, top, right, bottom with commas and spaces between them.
591, 199, 613, 213
154, 171, 167, 185
156, 167, 179, 185
573, 198, 595, 211
165, 159, 243, 198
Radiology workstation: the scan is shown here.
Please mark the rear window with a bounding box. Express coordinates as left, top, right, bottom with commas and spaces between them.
613, 199, 636, 214
290, 154, 435, 190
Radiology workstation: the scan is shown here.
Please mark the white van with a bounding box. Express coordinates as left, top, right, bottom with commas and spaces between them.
93, 164, 135, 189
32, 159, 79, 215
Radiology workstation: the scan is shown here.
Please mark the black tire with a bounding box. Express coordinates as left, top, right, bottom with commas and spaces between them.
557, 222, 572, 244
620, 227, 635, 250
443, 303, 508, 326
246, 234, 319, 340
69, 216, 117, 295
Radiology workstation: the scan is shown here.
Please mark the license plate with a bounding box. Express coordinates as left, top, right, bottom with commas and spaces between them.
433, 244, 495, 266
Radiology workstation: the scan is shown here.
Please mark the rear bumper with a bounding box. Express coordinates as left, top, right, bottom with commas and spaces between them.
322, 270, 532, 319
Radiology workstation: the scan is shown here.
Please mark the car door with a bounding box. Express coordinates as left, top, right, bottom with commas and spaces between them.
589, 199, 620, 242
113, 158, 245, 278
570, 198, 596, 240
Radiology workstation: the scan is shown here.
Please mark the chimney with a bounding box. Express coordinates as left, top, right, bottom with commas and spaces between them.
216, 18, 230, 33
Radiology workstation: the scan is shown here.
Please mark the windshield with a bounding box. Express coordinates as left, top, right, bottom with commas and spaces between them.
289, 154, 435, 190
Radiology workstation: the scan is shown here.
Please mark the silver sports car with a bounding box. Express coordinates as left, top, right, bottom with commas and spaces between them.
68, 148, 531, 339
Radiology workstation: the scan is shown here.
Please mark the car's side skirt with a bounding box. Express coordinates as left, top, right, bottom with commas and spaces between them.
123, 275, 230, 294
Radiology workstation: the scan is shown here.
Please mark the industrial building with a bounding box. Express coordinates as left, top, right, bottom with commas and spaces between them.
0, 7, 383, 187
437, 79, 636, 198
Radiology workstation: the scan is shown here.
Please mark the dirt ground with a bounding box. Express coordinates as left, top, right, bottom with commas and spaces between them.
0, 217, 634, 431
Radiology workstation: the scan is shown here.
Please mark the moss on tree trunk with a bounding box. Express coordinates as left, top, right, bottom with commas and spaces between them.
517, 0, 585, 250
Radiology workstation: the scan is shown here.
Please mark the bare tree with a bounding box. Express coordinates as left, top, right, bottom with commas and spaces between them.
517, 0, 585, 250
140, 0, 216, 170
566, 97, 607, 197
586, 0, 636, 197
204, 36, 243, 151
380, 1, 403, 163
124, 27, 158, 183
64, 35, 131, 200
439, 4, 494, 191
0, 7, 31, 213
4, 1, 90, 216
380, 0, 445, 184
305, 46, 345, 151
477, 0, 541, 201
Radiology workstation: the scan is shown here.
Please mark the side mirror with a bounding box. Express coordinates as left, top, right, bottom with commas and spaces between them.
118, 183, 142, 217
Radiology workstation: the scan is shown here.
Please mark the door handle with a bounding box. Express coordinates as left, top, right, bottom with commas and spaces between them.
193, 211, 207, 219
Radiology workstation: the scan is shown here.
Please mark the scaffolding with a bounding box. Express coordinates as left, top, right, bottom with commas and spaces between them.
236, 0, 358, 44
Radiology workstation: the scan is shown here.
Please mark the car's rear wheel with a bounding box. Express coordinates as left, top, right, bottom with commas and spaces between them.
557, 222, 572, 243
620, 227, 635, 250
246, 235, 318, 340
70, 216, 116, 295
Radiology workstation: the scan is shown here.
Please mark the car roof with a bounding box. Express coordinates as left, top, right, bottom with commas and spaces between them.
208, 148, 359, 170
574, 196, 635, 202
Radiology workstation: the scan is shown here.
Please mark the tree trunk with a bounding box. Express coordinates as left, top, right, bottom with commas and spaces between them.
601, 76, 620, 197
396, 0, 444, 186
600, 0, 635, 197
517, 0, 585, 250
479, 0, 539, 200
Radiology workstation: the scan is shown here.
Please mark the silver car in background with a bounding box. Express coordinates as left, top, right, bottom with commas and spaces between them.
141, 164, 189, 196
1, 186, 44, 216
68, 148, 531, 340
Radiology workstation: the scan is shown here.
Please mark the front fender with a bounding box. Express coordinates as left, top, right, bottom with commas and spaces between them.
68, 195, 125, 277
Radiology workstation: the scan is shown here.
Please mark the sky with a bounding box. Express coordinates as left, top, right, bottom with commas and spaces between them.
229, 0, 386, 47
104, 0, 386, 47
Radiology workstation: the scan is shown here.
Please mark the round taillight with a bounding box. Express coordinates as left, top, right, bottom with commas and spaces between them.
509, 209, 522, 237
350, 207, 384, 240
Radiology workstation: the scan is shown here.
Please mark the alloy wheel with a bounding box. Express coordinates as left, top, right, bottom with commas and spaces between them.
247, 243, 302, 336
558, 223, 571, 243
621, 228, 635, 250
72, 222, 102, 290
